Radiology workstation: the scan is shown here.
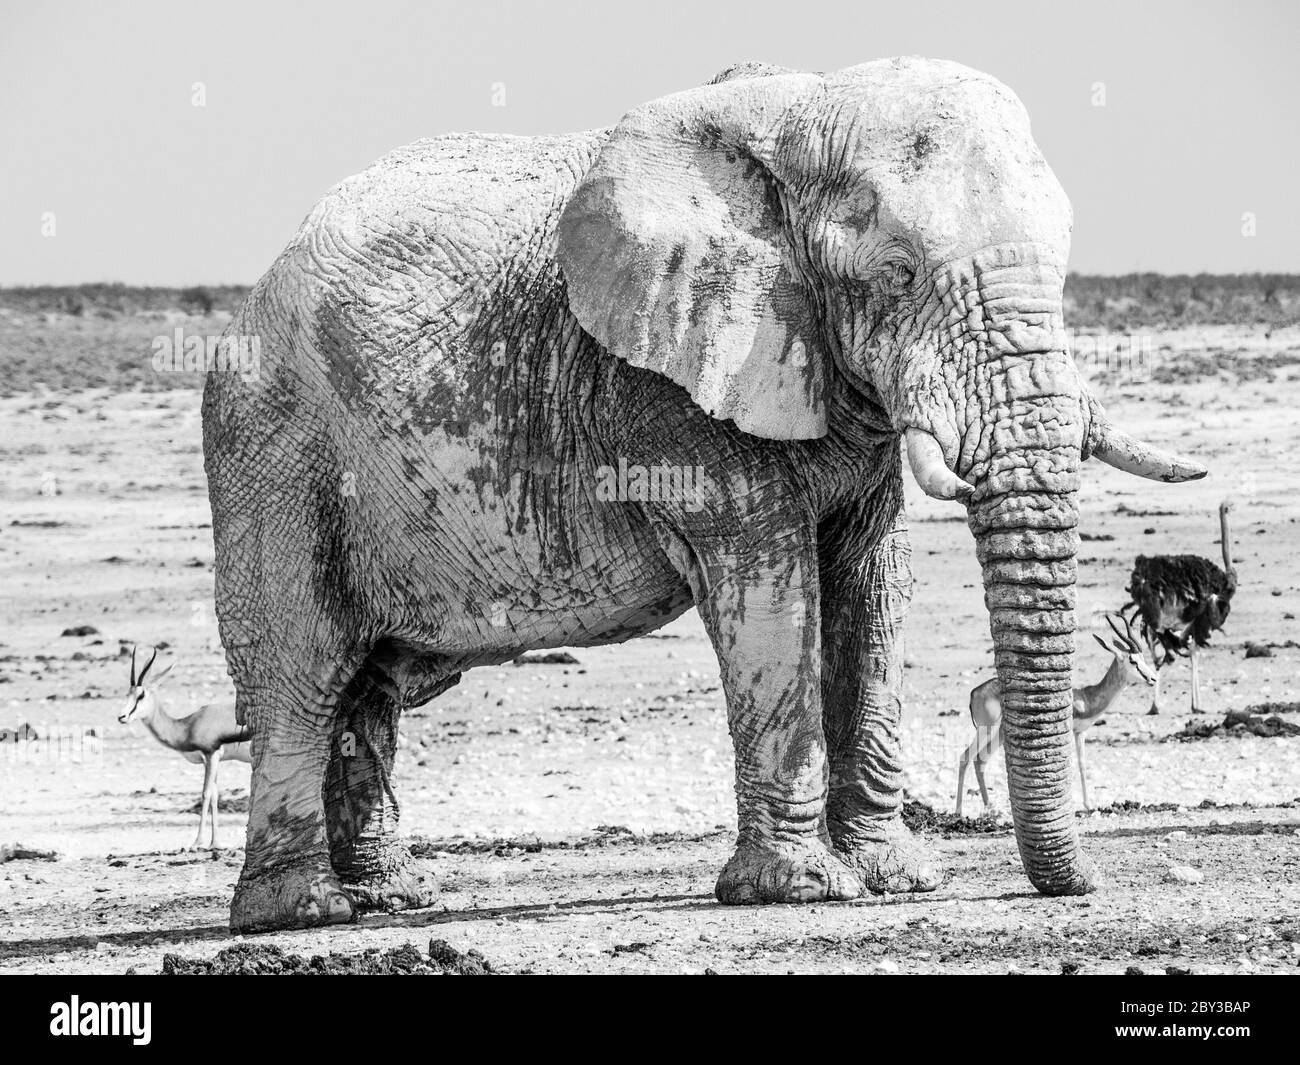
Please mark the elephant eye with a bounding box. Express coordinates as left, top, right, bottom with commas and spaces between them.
889, 262, 915, 288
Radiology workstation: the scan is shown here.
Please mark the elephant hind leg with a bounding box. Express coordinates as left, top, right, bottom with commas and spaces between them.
209, 424, 375, 932
229, 641, 366, 935
324, 654, 458, 913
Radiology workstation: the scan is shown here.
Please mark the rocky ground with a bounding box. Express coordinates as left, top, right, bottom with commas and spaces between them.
0, 315, 1297, 974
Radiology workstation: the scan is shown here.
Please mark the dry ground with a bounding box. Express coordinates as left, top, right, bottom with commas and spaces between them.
1, 315, 1298, 974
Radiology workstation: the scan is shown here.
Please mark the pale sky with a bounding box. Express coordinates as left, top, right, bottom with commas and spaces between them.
1, 0, 1296, 284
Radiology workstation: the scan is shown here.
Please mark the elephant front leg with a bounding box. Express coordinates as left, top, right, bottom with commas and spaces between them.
821, 504, 942, 894
323, 672, 440, 913
694, 536, 862, 904
231, 676, 357, 934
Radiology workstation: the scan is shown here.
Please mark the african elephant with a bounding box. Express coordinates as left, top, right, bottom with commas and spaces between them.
203, 57, 1204, 933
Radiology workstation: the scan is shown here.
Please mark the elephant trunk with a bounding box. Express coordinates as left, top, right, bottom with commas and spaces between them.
971, 446, 1093, 894
900, 249, 1203, 893
966, 352, 1094, 893
958, 340, 1094, 893
907, 284, 1096, 891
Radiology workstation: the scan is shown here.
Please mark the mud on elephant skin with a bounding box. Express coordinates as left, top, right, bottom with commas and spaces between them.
203, 57, 1205, 933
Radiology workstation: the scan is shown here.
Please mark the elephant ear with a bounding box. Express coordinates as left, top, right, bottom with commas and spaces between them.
557, 72, 828, 440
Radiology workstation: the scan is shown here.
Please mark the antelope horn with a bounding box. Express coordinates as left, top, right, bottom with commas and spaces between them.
1085, 393, 1207, 483
1122, 610, 1144, 647
129, 645, 138, 687
136, 646, 158, 685
1105, 613, 1137, 652
905, 428, 974, 502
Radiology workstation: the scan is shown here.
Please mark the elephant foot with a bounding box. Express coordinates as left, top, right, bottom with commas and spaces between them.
715, 841, 862, 904
230, 860, 356, 934
339, 852, 438, 913
833, 817, 944, 894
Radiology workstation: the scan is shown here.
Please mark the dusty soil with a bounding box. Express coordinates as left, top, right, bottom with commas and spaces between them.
1, 318, 1298, 974
153, 939, 495, 975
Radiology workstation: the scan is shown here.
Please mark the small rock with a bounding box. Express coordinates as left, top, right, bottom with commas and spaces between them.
1245, 641, 1274, 659
1125, 965, 1146, 975
1060, 961, 1081, 975
1165, 965, 1193, 976
1164, 830, 1189, 842
1164, 865, 1204, 884
873, 958, 900, 974
60, 625, 99, 637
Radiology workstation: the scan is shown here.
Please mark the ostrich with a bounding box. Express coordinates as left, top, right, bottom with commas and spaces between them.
1125, 501, 1237, 714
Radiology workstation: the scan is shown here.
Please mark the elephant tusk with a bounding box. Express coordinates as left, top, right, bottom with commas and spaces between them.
1088, 417, 1207, 483
905, 427, 975, 502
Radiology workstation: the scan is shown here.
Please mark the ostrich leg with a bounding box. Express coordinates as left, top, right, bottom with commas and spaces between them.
1189, 645, 1202, 714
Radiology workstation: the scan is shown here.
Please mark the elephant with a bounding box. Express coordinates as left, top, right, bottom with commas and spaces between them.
202, 56, 1205, 933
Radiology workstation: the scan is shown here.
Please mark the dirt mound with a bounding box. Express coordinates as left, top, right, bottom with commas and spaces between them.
902, 800, 1011, 836
409, 823, 727, 857
186, 793, 249, 814
512, 651, 580, 665
152, 938, 495, 975
1086, 800, 1182, 814
1172, 708, 1300, 741
1246, 701, 1300, 715
0, 843, 61, 863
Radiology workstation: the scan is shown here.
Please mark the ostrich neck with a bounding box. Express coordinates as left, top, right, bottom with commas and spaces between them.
1220, 507, 1234, 575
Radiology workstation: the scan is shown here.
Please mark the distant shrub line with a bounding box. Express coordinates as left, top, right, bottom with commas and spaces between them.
0, 283, 248, 318
1062, 274, 1300, 330
2, 275, 1299, 329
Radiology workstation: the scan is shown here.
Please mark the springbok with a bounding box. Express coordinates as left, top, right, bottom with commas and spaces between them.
117, 646, 251, 849
956, 613, 1158, 815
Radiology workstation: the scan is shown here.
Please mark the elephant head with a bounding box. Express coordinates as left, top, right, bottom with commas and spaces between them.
557, 57, 1204, 895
